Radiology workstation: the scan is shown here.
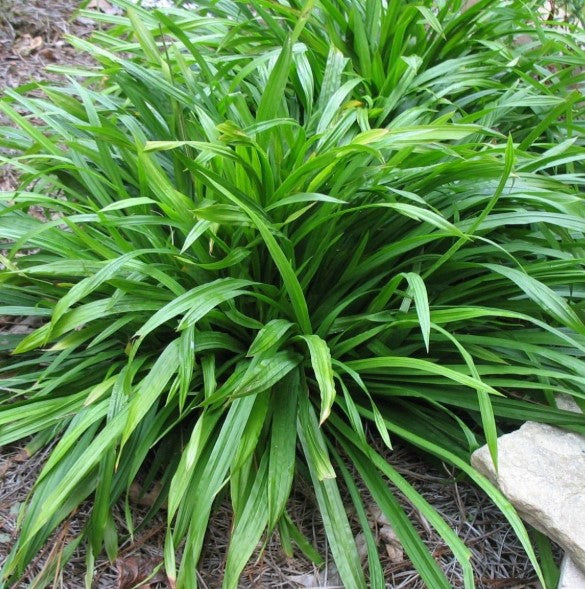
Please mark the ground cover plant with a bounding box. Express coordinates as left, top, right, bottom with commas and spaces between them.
1, 0, 585, 586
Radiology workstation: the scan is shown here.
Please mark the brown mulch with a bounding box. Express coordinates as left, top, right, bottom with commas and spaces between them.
0, 438, 551, 588
0, 0, 98, 192
0, 0, 95, 91
0, 1, 560, 587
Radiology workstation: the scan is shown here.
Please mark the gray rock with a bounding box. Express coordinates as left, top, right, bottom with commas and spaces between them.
556, 394, 582, 414
471, 421, 585, 570
559, 556, 585, 589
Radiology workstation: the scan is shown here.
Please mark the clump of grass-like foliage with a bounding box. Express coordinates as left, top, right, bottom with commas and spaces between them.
1, 0, 585, 586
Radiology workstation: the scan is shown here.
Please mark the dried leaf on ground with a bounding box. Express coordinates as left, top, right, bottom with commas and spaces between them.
128, 481, 165, 509
288, 567, 343, 588
87, 0, 123, 14
115, 556, 166, 589
12, 35, 44, 57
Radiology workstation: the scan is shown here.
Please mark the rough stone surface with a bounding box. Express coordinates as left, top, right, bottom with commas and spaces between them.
558, 556, 585, 589
556, 394, 582, 414
471, 421, 585, 570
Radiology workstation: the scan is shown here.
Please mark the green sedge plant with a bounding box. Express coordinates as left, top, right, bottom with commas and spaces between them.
1, 0, 585, 586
